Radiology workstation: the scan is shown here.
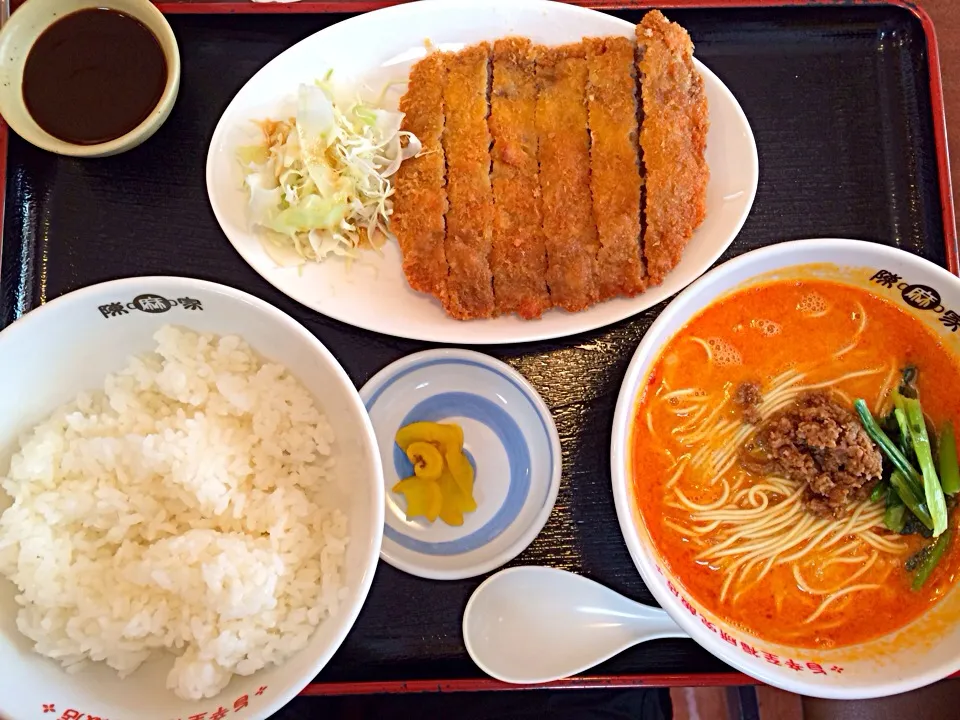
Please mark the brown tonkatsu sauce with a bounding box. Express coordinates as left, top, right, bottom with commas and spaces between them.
22, 8, 167, 145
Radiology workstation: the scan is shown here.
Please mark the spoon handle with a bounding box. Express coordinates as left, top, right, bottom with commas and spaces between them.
622, 603, 687, 641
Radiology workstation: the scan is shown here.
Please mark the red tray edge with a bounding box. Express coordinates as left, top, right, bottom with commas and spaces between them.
298, 673, 758, 695
0, 0, 955, 697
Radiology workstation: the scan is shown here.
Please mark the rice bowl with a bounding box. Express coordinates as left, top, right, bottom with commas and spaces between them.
0, 277, 383, 720
1, 325, 350, 699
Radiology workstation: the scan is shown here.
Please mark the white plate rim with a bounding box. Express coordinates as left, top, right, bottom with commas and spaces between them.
359, 348, 562, 580
205, 0, 759, 345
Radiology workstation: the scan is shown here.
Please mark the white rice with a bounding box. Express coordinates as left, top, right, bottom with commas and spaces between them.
0, 326, 349, 700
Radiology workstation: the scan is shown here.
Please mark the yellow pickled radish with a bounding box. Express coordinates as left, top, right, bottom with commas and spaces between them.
443, 422, 464, 450
458, 482, 477, 514
448, 467, 477, 514
438, 471, 465, 526
393, 476, 442, 522
395, 421, 463, 454
445, 447, 475, 496
392, 420, 476, 526
406, 441, 443, 481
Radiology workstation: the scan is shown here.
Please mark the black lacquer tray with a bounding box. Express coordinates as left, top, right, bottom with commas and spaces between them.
1, 0, 955, 700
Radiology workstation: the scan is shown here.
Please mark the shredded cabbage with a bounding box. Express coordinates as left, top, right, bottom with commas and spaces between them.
237, 75, 421, 265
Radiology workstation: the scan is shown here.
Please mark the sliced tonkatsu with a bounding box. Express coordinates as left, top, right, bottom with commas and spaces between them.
392, 53, 449, 303
636, 10, 709, 286
489, 38, 550, 319
392, 9, 710, 320
585, 36, 646, 299
441, 43, 496, 320
535, 43, 601, 313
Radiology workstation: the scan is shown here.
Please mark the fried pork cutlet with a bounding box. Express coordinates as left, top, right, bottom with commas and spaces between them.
535, 43, 600, 313
489, 38, 549, 319
392, 53, 449, 302
441, 43, 496, 320
636, 10, 709, 286
585, 36, 646, 300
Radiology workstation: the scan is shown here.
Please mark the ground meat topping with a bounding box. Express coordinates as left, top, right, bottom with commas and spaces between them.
734, 381, 762, 424
745, 391, 883, 518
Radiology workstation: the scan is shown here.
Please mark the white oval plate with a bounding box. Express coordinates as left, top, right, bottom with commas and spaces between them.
206, 0, 758, 344
360, 349, 561, 580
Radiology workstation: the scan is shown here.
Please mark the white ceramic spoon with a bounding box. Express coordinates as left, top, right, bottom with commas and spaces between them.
462, 566, 688, 684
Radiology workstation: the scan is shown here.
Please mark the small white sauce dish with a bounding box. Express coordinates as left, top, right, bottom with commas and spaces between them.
0, 0, 180, 157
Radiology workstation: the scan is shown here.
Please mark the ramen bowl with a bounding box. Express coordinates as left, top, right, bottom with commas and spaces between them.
611, 239, 960, 699
0, 277, 383, 720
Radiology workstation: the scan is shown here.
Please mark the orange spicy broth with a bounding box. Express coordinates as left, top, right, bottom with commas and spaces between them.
631, 279, 960, 648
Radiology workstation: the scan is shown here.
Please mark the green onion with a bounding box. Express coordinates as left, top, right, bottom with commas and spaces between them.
884, 484, 906, 532
912, 527, 953, 590
903, 397, 949, 537
870, 482, 887, 503
884, 501, 906, 533
894, 404, 911, 455
939, 421, 960, 496
855, 400, 933, 529
888, 471, 933, 530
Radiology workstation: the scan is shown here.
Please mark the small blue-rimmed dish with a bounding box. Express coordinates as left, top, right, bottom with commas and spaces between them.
360, 349, 561, 580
